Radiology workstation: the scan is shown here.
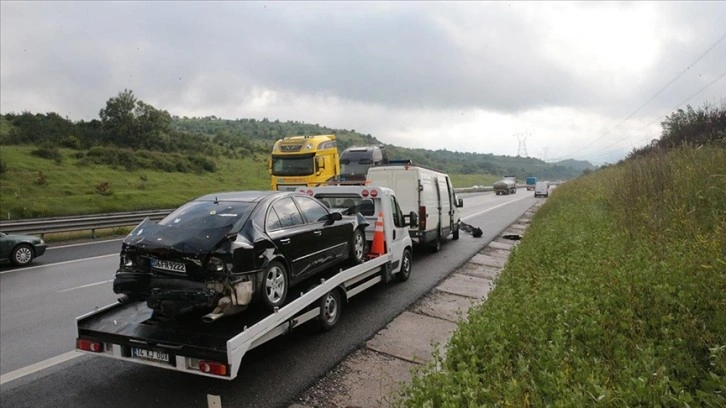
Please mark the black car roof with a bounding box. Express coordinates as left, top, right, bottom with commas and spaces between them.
194, 191, 300, 203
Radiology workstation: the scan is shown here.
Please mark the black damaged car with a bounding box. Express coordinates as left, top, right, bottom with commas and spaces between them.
113, 191, 368, 322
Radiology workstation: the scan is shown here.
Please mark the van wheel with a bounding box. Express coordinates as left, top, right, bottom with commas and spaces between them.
317, 290, 342, 331
395, 248, 412, 282
263, 261, 288, 311
429, 236, 441, 252
452, 226, 460, 240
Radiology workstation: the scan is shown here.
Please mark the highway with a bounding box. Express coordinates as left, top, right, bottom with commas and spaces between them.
0, 190, 539, 408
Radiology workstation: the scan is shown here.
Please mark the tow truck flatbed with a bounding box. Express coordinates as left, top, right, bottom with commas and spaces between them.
76, 186, 415, 380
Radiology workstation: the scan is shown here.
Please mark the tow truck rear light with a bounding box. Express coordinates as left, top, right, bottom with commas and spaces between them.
198, 360, 228, 376
361, 189, 369, 197
369, 189, 378, 198
77, 339, 103, 352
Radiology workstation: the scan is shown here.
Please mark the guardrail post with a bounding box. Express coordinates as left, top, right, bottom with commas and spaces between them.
92, 229, 96, 239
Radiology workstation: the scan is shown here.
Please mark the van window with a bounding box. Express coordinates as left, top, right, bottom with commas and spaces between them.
390, 196, 405, 228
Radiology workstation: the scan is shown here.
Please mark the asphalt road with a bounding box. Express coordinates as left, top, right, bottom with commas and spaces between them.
0, 190, 539, 408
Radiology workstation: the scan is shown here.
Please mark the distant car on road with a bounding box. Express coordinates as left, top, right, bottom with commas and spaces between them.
0, 232, 47, 266
534, 181, 549, 198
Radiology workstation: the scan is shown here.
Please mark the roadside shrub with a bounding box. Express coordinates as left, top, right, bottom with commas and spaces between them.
0, 158, 7, 174
31, 147, 62, 164
34, 171, 48, 185
95, 181, 113, 196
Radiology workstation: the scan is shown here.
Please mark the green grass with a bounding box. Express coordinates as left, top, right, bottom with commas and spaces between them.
0, 145, 496, 218
0, 145, 270, 218
399, 145, 726, 407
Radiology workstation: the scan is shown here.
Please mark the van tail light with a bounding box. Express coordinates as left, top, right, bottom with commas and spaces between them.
198, 360, 228, 376
77, 339, 103, 353
419, 206, 426, 230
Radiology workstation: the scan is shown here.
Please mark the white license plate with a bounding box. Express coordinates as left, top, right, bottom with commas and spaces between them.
132, 347, 170, 363
151, 258, 186, 273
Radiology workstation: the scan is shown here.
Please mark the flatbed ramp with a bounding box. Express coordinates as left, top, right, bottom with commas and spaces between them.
77, 256, 390, 379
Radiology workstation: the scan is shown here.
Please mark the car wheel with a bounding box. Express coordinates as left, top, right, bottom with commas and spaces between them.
349, 228, 366, 264
394, 248, 412, 282
262, 261, 288, 311
11, 244, 34, 266
317, 289, 342, 331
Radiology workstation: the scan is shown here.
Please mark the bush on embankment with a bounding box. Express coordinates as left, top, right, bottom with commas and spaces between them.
400, 145, 726, 407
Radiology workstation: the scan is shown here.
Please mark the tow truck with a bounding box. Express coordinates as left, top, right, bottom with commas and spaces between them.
75, 186, 415, 380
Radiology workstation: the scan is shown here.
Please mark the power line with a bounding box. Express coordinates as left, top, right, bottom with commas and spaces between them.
575, 68, 726, 161
552, 30, 726, 161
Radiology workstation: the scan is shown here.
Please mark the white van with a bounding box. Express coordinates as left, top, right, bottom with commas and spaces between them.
534, 181, 549, 198
367, 162, 463, 251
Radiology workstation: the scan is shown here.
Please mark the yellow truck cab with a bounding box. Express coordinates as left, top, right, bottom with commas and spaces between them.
269, 135, 340, 191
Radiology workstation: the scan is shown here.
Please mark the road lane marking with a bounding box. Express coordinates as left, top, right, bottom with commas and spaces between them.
0, 254, 117, 275
462, 195, 531, 221
0, 351, 82, 385
58, 279, 114, 293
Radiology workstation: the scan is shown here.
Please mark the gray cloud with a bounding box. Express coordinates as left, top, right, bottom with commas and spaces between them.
1, 1, 724, 163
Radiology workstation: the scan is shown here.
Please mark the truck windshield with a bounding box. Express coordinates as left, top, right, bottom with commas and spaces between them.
271, 155, 315, 176
340, 162, 371, 176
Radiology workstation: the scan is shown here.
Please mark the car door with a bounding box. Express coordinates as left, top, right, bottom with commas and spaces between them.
265, 197, 314, 279
293, 196, 349, 277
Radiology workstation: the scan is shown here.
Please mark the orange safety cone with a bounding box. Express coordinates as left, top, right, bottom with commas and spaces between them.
369, 211, 386, 258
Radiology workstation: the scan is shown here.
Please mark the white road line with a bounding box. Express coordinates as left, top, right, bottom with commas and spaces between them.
0, 254, 117, 275
49, 238, 123, 250
58, 279, 114, 293
462, 195, 531, 221
0, 351, 82, 385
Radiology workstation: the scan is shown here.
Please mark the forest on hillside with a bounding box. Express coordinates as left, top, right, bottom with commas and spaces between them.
1, 89, 592, 180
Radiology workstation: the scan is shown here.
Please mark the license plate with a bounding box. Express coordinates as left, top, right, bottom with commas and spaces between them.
132, 347, 171, 363
151, 258, 186, 273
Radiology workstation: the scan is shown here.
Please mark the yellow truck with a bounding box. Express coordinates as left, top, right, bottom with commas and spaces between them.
269, 134, 340, 191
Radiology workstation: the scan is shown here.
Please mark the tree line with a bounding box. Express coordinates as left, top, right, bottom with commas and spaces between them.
1, 89, 591, 180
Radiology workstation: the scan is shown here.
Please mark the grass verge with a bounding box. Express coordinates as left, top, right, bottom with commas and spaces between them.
399, 145, 726, 407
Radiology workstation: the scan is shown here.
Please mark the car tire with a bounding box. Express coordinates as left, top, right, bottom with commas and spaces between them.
262, 261, 288, 311
349, 228, 366, 264
394, 248, 412, 282
10, 244, 34, 266
317, 289, 342, 331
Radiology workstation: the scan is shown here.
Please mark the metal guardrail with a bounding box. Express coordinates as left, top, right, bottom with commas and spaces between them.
0, 209, 174, 238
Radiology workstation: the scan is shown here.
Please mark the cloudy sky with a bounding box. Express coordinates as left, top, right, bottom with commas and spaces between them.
2, 1, 725, 164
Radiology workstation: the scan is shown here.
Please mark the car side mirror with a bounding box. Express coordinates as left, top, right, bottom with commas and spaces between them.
457, 198, 463, 208
329, 212, 343, 221
406, 211, 418, 228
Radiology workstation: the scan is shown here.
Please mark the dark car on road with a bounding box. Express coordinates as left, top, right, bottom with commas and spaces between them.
0, 232, 47, 266
113, 191, 368, 321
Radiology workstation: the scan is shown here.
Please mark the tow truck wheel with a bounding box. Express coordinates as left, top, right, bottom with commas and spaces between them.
263, 261, 288, 311
318, 289, 342, 331
395, 248, 412, 282
11, 244, 34, 266
349, 228, 366, 264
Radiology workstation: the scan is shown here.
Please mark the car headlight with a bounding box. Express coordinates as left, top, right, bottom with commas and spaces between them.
121, 255, 134, 268
206, 256, 226, 273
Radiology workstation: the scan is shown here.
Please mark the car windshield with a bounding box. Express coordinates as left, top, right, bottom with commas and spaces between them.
159, 201, 253, 231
